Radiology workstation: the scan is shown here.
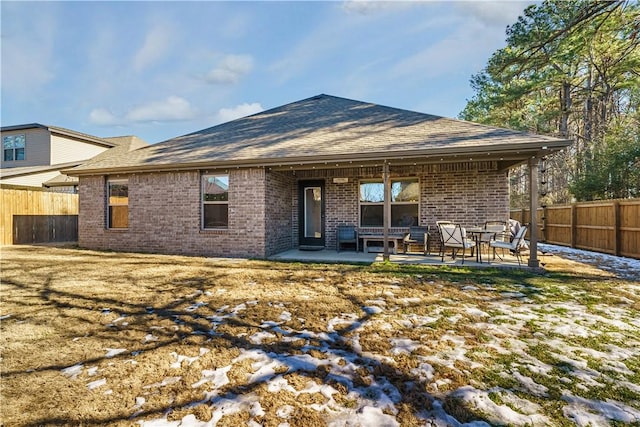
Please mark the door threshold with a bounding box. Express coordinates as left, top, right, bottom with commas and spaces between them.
299, 245, 325, 251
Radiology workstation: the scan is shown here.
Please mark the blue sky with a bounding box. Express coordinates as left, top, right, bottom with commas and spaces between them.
1, 1, 533, 144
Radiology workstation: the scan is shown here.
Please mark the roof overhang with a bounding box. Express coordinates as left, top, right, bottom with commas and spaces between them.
64, 139, 570, 177
1, 123, 116, 148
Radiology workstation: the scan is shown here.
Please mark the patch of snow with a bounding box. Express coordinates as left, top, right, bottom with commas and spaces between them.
539, 243, 640, 281
61, 363, 83, 379
249, 331, 276, 344
399, 297, 421, 305
143, 334, 158, 343
465, 307, 489, 317
185, 301, 207, 312
389, 338, 420, 355
327, 313, 360, 332
450, 386, 550, 426
562, 394, 640, 425
363, 305, 383, 314
511, 370, 548, 397
87, 378, 107, 390
170, 352, 199, 369
192, 366, 231, 389
105, 348, 127, 358
279, 311, 292, 321
276, 404, 294, 418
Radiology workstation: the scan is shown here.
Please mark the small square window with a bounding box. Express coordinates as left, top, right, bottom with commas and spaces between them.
3, 134, 25, 162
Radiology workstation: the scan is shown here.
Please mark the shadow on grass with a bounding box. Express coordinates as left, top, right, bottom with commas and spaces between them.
1, 245, 626, 426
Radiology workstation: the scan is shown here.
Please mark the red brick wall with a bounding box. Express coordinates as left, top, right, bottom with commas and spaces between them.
79, 169, 268, 258
78, 161, 508, 258
265, 170, 294, 255
295, 162, 509, 249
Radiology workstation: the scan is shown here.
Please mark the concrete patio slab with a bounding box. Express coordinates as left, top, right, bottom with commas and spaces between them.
270, 248, 528, 269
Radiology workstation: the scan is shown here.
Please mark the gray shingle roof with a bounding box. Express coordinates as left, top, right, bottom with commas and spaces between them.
67, 95, 571, 175
1, 123, 118, 148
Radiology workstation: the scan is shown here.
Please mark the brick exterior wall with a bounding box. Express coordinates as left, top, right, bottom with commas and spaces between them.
264, 170, 294, 255
79, 169, 268, 258
296, 162, 509, 249
78, 161, 508, 258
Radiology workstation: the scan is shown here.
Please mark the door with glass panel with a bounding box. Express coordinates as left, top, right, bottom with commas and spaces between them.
298, 180, 325, 248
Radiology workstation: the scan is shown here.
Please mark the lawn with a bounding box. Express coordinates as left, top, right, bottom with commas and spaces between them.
1, 245, 639, 426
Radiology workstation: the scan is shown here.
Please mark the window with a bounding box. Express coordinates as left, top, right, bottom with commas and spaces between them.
107, 179, 128, 229
3, 134, 26, 161
202, 174, 229, 229
359, 178, 419, 227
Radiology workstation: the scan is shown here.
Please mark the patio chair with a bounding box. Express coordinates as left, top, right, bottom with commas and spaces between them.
402, 226, 429, 255
481, 220, 507, 260
438, 223, 476, 264
435, 221, 453, 258
336, 224, 359, 252
489, 225, 528, 266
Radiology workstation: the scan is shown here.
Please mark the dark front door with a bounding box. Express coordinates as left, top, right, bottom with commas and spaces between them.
298, 180, 325, 248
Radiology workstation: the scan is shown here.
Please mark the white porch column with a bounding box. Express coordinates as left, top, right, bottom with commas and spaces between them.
528, 157, 539, 268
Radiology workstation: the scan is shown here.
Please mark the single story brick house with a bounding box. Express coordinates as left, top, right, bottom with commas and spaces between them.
66, 95, 571, 264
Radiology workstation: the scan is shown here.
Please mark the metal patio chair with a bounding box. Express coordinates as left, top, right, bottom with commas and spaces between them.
490, 224, 528, 266
438, 222, 476, 264
481, 220, 508, 260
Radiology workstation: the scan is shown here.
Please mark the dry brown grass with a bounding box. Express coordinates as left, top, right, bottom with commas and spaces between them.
1, 245, 638, 426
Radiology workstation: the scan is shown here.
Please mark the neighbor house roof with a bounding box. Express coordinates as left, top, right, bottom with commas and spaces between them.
66, 94, 572, 176
1, 123, 118, 148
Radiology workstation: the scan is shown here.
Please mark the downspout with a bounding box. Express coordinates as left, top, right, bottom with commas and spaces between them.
528, 157, 539, 268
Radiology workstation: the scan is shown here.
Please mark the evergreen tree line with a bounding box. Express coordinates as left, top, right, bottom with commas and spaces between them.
460, 0, 640, 207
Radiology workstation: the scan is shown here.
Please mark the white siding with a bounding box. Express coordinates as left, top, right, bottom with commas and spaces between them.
0, 128, 50, 168
0, 170, 63, 188
50, 135, 109, 165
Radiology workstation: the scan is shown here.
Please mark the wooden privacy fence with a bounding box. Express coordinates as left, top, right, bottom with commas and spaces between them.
511, 198, 640, 260
1, 188, 79, 245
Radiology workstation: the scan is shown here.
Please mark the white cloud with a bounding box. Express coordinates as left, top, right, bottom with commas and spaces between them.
89, 108, 119, 126
205, 54, 254, 84
342, 0, 415, 15
133, 24, 173, 72
455, 1, 531, 28
126, 96, 197, 122
217, 102, 263, 123
89, 96, 197, 125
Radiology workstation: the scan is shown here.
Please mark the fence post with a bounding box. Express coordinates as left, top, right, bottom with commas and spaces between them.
571, 204, 577, 248
542, 205, 547, 242
613, 201, 621, 256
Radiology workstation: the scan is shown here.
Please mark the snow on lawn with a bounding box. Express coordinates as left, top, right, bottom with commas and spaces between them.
44, 253, 639, 426
539, 243, 640, 281
123, 274, 640, 426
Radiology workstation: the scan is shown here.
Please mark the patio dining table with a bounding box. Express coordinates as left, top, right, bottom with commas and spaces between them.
465, 227, 489, 263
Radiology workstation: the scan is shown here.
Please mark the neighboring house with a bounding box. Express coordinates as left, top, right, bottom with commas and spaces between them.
0, 124, 147, 192
65, 94, 572, 261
